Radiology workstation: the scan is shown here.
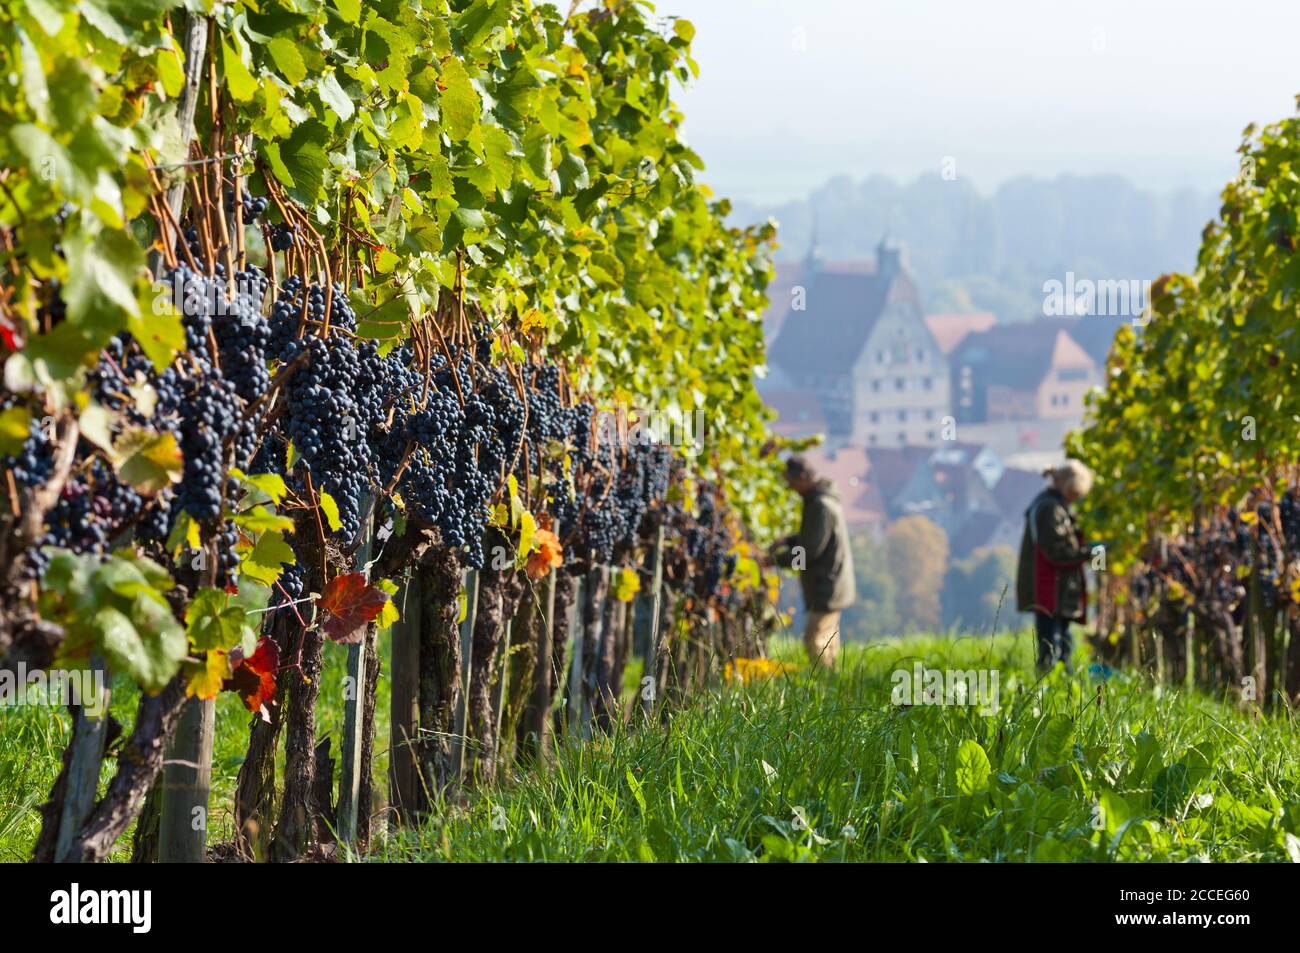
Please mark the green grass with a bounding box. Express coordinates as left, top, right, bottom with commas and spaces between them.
0, 634, 389, 861
5, 630, 1300, 862
378, 634, 1300, 862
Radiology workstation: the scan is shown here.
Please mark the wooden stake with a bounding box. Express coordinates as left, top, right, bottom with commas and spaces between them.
565, 575, 586, 735
491, 618, 512, 756
337, 492, 377, 847
388, 575, 422, 824
54, 655, 110, 863
523, 565, 559, 759
635, 524, 665, 720
450, 568, 479, 785
158, 696, 214, 862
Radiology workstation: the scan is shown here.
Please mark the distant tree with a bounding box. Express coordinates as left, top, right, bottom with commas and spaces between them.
885, 516, 948, 631
941, 546, 1017, 633
839, 531, 899, 640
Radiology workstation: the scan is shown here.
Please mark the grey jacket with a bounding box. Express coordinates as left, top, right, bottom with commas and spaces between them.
776, 479, 856, 612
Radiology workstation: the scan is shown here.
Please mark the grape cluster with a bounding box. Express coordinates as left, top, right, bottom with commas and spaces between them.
269, 222, 303, 252
24, 459, 143, 577
226, 188, 270, 223
7, 421, 53, 487
283, 333, 370, 541
9, 256, 709, 597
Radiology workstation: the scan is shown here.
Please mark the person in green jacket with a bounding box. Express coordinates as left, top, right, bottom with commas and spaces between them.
1016, 460, 1094, 673
771, 456, 856, 667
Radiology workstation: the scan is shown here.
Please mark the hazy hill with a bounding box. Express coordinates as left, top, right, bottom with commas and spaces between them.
731, 173, 1218, 320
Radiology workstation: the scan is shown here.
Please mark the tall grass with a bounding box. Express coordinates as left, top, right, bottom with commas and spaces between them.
378, 633, 1300, 862
4, 630, 1298, 862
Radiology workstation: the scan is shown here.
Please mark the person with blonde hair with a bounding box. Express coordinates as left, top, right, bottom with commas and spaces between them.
1015, 460, 1093, 672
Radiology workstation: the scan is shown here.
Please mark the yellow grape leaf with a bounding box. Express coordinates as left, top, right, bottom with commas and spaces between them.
614, 566, 641, 603
0, 405, 31, 456
235, 505, 295, 535
377, 578, 400, 629
240, 530, 296, 587
520, 308, 548, 334
318, 490, 342, 531
116, 429, 183, 495
186, 649, 231, 700
231, 468, 289, 505
166, 510, 202, 558
517, 510, 536, 562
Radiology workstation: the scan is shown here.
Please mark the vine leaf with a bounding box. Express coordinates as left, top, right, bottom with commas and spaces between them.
0, 405, 30, 456
185, 584, 270, 655
115, 428, 183, 495
224, 637, 280, 718
318, 489, 342, 531
525, 526, 563, 580
317, 572, 390, 644
238, 529, 296, 587
613, 566, 640, 602
186, 649, 231, 700
439, 55, 480, 141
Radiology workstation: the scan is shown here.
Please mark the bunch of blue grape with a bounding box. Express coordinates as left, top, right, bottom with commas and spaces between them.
684, 488, 735, 599
6, 418, 53, 488
269, 222, 303, 252
270, 562, 305, 614
152, 265, 268, 524
282, 333, 370, 541
225, 187, 270, 223
25, 459, 142, 577
211, 264, 272, 403
89, 336, 156, 426
1281, 490, 1300, 554
267, 273, 306, 362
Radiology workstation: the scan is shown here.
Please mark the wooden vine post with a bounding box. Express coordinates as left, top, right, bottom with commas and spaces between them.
522, 561, 560, 759
564, 574, 586, 735
53, 655, 110, 862
158, 696, 214, 862
450, 568, 479, 784
388, 574, 422, 824
491, 617, 513, 756
636, 524, 665, 720
337, 493, 377, 847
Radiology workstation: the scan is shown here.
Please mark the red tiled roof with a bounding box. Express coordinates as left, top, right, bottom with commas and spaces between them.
952, 319, 1095, 392
924, 312, 996, 355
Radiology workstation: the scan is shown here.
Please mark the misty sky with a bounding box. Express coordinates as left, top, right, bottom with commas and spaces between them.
664, 0, 1300, 202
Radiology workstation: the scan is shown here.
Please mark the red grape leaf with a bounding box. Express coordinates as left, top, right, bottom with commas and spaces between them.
224, 637, 279, 717
317, 572, 390, 644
